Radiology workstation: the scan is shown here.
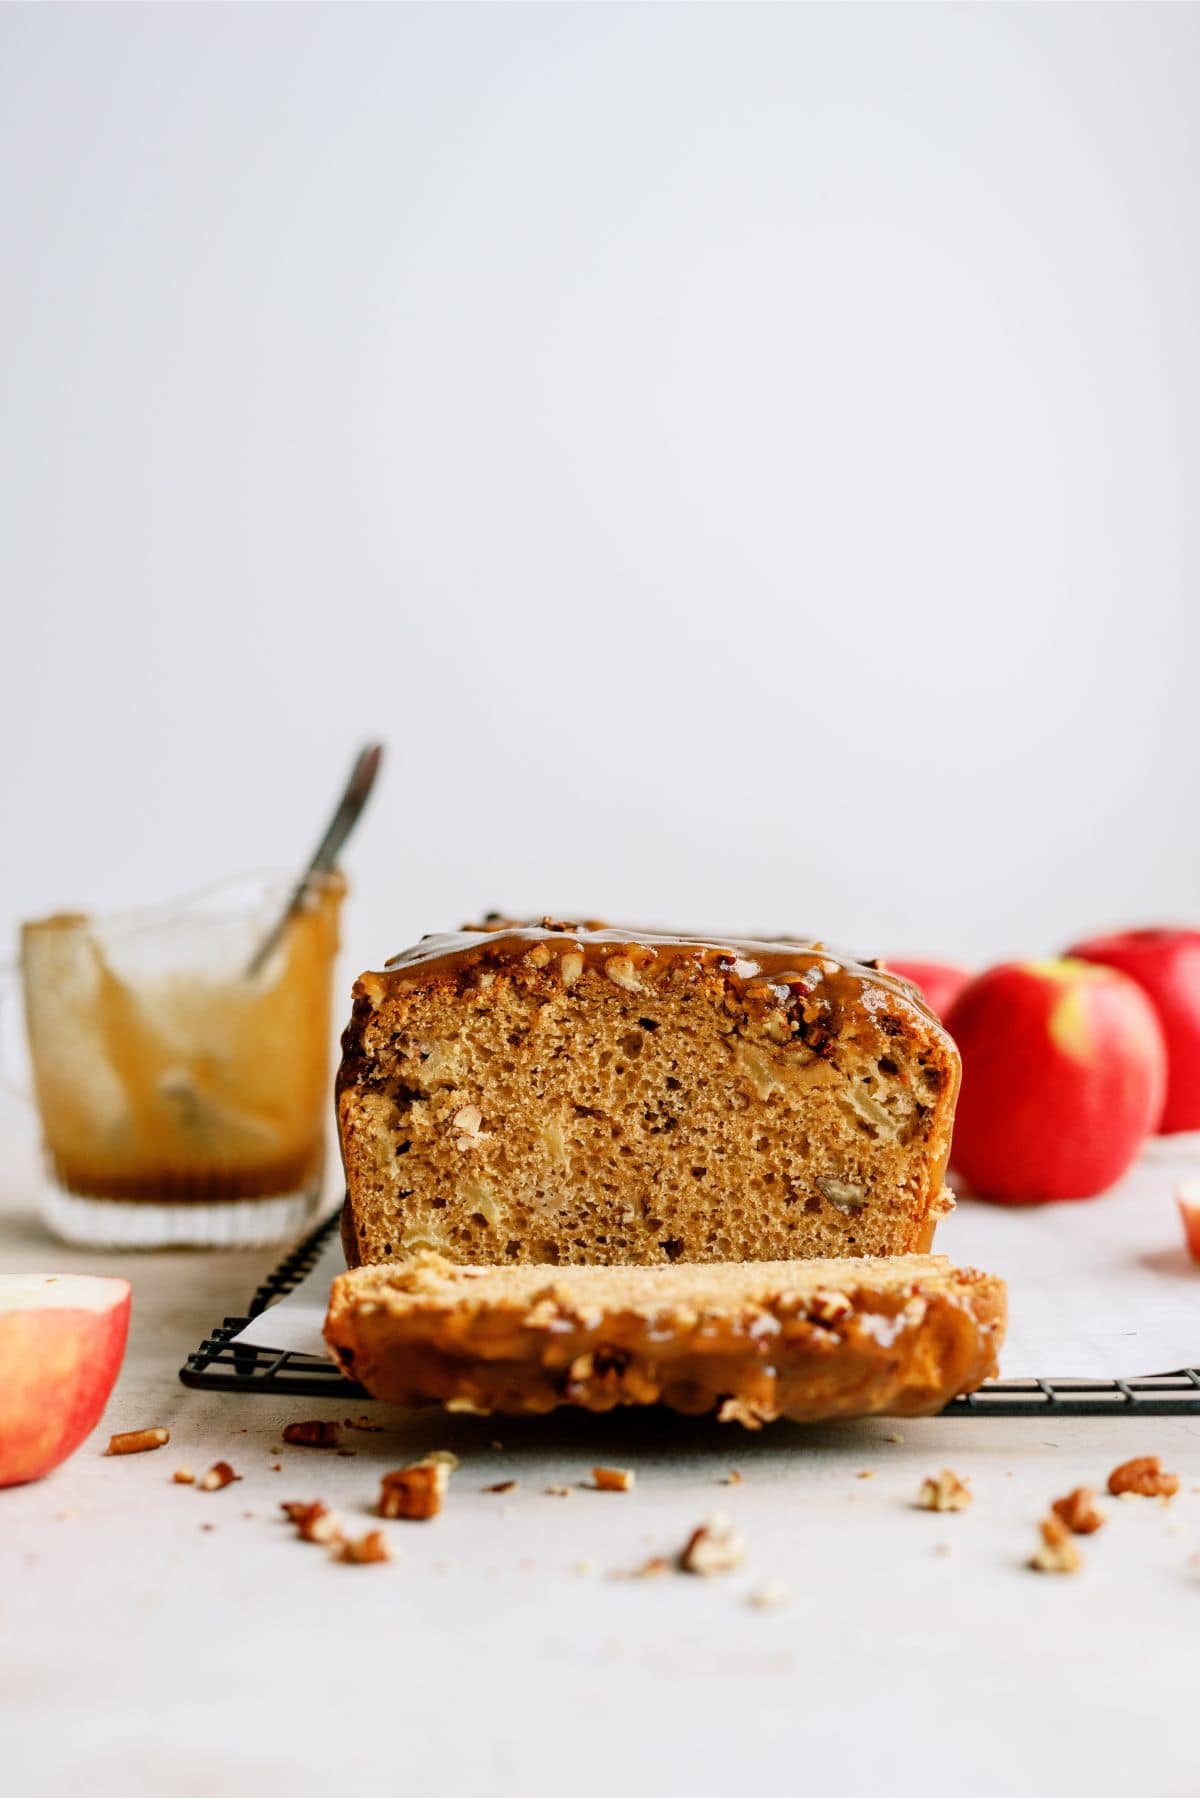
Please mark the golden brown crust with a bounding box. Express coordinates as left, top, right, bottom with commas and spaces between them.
336, 919, 960, 1269
324, 1252, 1005, 1424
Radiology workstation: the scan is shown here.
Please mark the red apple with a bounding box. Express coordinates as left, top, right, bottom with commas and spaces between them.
0, 1275, 131, 1487
883, 958, 972, 1021
945, 958, 1167, 1202
1066, 929, 1200, 1134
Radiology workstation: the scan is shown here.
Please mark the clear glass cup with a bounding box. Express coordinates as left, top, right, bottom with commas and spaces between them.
15, 869, 345, 1248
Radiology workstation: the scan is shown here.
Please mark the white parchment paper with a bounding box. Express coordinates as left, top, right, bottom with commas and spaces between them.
231, 1140, 1200, 1380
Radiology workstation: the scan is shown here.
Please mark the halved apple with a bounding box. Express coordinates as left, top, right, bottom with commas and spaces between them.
0, 1275, 131, 1487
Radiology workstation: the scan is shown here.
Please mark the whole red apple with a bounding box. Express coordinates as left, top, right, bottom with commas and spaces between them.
883, 958, 972, 1022
1066, 929, 1200, 1134
0, 1275, 131, 1487
946, 959, 1167, 1202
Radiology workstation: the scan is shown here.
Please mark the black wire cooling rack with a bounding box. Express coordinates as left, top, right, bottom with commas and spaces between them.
179, 1211, 1200, 1415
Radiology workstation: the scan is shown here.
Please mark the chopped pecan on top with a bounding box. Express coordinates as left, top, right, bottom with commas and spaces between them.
1051, 1487, 1106, 1535
917, 1469, 972, 1513
592, 1467, 635, 1493
378, 1452, 457, 1520
680, 1512, 746, 1577
104, 1427, 169, 1456
197, 1461, 240, 1491
282, 1420, 341, 1448
1107, 1456, 1180, 1499
1029, 1514, 1082, 1575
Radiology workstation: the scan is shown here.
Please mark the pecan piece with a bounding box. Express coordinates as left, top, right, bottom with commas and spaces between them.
332, 1530, 392, 1565
1029, 1514, 1082, 1574
378, 1454, 454, 1520
197, 1461, 240, 1491
680, 1512, 745, 1576
104, 1428, 169, 1456
592, 1467, 635, 1492
917, 1469, 971, 1512
1051, 1487, 1106, 1534
282, 1500, 343, 1543
282, 1420, 341, 1448
1107, 1455, 1180, 1498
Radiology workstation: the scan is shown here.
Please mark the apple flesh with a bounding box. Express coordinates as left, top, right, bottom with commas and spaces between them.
0, 1275, 131, 1487
945, 959, 1167, 1202
882, 958, 972, 1022
1066, 929, 1200, 1134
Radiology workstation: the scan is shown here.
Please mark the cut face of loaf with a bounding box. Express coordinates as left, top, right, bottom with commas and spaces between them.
324, 1252, 1006, 1423
336, 921, 960, 1269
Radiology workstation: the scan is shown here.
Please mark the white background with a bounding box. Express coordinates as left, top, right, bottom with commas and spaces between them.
3, 3, 1199, 987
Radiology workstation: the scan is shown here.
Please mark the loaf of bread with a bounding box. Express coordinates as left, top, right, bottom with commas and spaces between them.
337, 919, 959, 1269
324, 1252, 1005, 1423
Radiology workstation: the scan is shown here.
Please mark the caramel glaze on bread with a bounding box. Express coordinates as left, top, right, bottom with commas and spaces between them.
336, 919, 960, 1270
325, 1253, 1005, 1424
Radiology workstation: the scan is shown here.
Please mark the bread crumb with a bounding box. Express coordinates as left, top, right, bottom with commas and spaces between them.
172, 1469, 195, 1486
748, 1582, 790, 1610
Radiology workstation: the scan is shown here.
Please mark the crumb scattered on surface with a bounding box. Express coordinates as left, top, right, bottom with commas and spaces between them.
172, 1469, 195, 1486
917, 1469, 971, 1512
721, 1470, 743, 1486
572, 1559, 596, 1576
335, 1448, 357, 1458
857, 1470, 875, 1480
483, 1480, 518, 1494
614, 1555, 671, 1580
343, 1416, 384, 1433
1108, 1456, 1179, 1499
885, 1433, 904, 1445
748, 1582, 790, 1610
545, 1485, 572, 1498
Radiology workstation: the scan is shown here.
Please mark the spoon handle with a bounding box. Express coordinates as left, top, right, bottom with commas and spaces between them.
244, 743, 384, 980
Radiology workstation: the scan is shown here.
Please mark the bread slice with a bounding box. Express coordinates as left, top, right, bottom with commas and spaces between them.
324, 1252, 1005, 1424
337, 920, 959, 1269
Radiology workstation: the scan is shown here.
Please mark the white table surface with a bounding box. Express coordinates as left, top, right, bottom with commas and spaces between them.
4, 1116, 1199, 1798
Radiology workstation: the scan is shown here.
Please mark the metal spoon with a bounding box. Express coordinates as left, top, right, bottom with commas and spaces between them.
244, 742, 384, 980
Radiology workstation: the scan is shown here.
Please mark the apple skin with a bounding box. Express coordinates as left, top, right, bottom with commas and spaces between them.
945, 959, 1167, 1202
0, 1276, 131, 1488
883, 959, 972, 1022
1066, 929, 1200, 1134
